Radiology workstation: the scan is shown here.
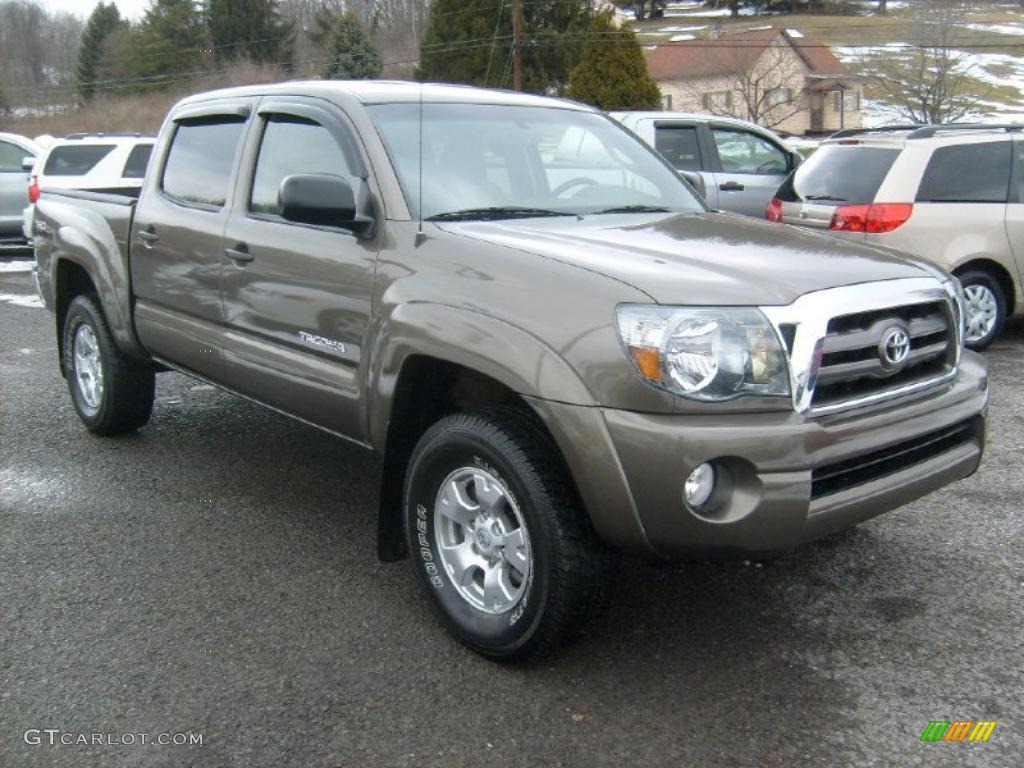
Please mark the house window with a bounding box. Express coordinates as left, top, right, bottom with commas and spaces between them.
767, 87, 792, 107
662, 93, 673, 111
833, 90, 860, 112
702, 91, 733, 112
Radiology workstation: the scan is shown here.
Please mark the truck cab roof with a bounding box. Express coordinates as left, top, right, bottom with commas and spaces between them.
175, 80, 596, 111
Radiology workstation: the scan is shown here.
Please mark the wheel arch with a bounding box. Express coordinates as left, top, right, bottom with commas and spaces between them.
953, 258, 1017, 314
369, 304, 599, 562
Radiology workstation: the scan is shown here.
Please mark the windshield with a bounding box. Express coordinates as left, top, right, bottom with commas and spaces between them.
368, 103, 704, 220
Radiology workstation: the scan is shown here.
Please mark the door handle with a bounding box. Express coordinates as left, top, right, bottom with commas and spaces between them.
138, 228, 159, 245
224, 245, 254, 264
720, 181, 745, 192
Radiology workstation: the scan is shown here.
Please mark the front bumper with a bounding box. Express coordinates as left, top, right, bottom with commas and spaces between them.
533, 352, 988, 559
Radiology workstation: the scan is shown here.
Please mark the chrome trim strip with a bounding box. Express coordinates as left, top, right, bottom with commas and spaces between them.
760, 277, 962, 415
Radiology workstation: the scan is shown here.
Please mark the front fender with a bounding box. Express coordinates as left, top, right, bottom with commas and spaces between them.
366, 302, 596, 451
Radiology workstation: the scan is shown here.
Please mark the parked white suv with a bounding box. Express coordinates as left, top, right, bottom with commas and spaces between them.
23, 133, 154, 240
767, 124, 1023, 349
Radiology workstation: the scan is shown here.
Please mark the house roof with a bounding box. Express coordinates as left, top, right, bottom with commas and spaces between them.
644, 28, 849, 82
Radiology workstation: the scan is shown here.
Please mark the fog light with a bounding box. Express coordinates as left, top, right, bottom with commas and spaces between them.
684, 462, 715, 509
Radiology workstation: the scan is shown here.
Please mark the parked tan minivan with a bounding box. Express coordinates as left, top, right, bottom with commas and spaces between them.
768, 125, 1024, 349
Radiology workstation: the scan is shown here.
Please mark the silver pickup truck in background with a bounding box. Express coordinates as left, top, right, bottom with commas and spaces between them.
32, 81, 988, 659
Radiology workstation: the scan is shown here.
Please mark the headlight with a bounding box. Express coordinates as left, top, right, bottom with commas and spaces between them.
616, 305, 790, 401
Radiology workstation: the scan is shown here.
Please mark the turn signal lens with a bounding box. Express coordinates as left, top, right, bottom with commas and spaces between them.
28, 176, 39, 204
765, 197, 784, 223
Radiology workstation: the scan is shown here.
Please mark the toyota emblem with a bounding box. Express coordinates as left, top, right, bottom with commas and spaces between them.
879, 326, 911, 369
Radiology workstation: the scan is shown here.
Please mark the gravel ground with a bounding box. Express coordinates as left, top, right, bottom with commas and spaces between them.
1, 261, 1022, 768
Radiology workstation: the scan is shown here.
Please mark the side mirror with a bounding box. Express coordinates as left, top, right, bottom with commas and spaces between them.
679, 170, 707, 202
278, 173, 373, 234
22, 156, 36, 172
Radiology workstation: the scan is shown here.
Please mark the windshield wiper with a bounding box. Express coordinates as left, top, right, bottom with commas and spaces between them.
803, 194, 848, 202
426, 206, 573, 222
594, 205, 672, 214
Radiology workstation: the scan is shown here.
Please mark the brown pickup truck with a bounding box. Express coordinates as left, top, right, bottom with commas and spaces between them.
32, 81, 988, 659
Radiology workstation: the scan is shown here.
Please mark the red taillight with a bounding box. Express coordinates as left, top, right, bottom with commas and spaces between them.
765, 197, 784, 223
829, 202, 912, 234
28, 176, 39, 204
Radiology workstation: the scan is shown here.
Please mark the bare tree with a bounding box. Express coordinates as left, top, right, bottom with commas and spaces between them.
683, 39, 807, 128
865, 1, 987, 124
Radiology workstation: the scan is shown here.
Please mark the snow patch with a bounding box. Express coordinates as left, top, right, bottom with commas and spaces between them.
966, 23, 1024, 36
785, 29, 804, 38
0, 292, 43, 308
0, 260, 33, 273
670, 34, 696, 41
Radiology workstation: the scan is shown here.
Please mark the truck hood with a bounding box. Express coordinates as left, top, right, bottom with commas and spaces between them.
438, 211, 938, 306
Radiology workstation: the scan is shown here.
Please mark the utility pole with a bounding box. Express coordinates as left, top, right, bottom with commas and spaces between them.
512, 0, 523, 91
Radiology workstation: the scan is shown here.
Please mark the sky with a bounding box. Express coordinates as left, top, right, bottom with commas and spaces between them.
38, 0, 149, 21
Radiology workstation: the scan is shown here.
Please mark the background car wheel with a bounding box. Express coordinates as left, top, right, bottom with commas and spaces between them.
956, 269, 1006, 351
62, 294, 155, 435
404, 408, 611, 660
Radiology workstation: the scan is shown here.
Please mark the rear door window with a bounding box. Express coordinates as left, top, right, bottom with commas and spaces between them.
162, 118, 246, 207
785, 145, 900, 203
916, 141, 1012, 203
122, 144, 153, 179
654, 125, 701, 172
43, 144, 115, 176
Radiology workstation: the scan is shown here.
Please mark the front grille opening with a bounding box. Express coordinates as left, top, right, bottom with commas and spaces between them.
811, 300, 955, 409
811, 420, 975, 499
814, 357, 950, 407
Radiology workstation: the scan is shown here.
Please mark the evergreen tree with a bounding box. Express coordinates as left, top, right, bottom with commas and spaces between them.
134, 0, 209, 85
565, 11, 661, 111
320, 13, 381, 80
77, 2, 122, 102
418, 0, 593, 94
205, 0, 293, 65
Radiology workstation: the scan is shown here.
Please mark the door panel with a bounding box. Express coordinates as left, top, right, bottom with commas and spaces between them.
218, 101, 378, 440
131, 104, 255, 374
708, 126, 790, 217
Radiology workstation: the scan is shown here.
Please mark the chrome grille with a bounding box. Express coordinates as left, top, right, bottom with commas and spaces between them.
811, 301, 956, 409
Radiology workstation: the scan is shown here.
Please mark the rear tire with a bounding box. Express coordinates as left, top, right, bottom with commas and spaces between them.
956, 269, 1006, 351
63, 294, 155, 435
403, 408, 610, 660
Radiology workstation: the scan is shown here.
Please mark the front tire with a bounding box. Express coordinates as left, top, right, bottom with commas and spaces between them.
63, 294, 155, 435
403, 409, 610, 660
957, 269, 1006, 350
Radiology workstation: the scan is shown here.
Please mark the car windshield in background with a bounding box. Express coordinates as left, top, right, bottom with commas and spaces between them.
368, 103, 704, 220
43, 144, 116, 176
786, 145, 900, 204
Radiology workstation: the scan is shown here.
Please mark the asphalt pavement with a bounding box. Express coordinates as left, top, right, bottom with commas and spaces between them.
1, 259, 1022, 767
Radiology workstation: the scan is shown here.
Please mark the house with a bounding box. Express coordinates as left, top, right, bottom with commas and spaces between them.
644, 28, 863, 135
